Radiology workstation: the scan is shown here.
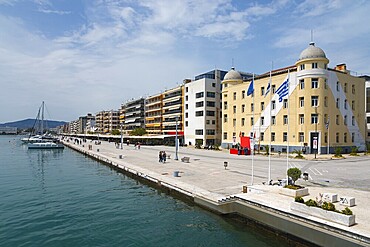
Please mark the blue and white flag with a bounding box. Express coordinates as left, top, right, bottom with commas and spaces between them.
325, 117, 330, 130
264, 80, 271, 97
247, 80, 254, 96
275, 78, 289, 102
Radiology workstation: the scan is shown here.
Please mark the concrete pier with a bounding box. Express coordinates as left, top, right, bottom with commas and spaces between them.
63, 139, 370, 247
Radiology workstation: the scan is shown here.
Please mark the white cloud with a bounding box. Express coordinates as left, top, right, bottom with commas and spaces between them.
38, 8, 71, 15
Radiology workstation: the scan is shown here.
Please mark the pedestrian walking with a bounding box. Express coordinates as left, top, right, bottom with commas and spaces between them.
163, 151, 166, 163
159, 151, 163, 163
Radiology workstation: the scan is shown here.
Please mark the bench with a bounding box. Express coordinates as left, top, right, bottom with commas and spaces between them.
181, 157, 190, 163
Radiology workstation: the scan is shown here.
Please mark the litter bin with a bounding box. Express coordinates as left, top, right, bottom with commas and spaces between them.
119, 155, 123, 159
242, 185, 248, 193
173, 171, 179, 177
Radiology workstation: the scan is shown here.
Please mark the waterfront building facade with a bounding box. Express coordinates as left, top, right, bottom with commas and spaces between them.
0, 126, 17, 134
183, 69, 226, 146
162, 86, 184, 140
222, 43, 367, 153
103, 110, 119, 133
145, 93, 163, 135
122, 98, 145, 134
361, 75, 370, 144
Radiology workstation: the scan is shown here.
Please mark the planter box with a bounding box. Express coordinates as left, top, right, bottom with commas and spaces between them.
322, 193, 338, 203
279, 187, 309, 197
290, 202, 355, 227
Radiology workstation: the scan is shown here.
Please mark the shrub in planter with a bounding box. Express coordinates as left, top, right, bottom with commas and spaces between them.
342, 207, 353, 215
349, 146, 359, 156
305, 199, 318, 207
287, 167, 302, 185
293, 149, 304, 159
295, 196, 304, 203
322, 201, 336, 211
334, 147, 343, 158
285, 184, 304, 190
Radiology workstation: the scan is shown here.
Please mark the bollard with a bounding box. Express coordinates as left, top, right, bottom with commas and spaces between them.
224, 161, 228, 170
97, 149, 99, 152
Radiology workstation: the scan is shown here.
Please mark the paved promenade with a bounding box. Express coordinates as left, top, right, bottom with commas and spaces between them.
64, 139, 370, 245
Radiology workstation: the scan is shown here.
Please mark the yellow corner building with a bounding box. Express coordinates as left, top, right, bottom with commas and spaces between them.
221, 42, 366, 154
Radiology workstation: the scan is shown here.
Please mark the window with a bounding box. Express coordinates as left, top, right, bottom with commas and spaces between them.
324, 114, 328, 124
299, 114, 304, 124
196, 92, 204, 98
251, 117, 254, 125
206, 120, 210, 124
352, 133, 355, 142
311, 114, 318, 124
283, 99, 288, 108
212, 83, 216, 87
324, 133, 327, 143
185, 112, 188, 118
207, 101, 215, 107
271, 132, 275, 141
300, 64, 305, 70
206, 111, 215, 116
261, 117, 264, 126
352, 85, 355, 94
241, 118, 245, 126
185, 104, 188, 110
195, 111, 203, 116
261, 102, 265, 111
352, 116, 355, 126
212, 120, 215, 124
283, 132, 287, 142
195, 129, 203, 135
299, 97, 304, 107
283, 115, 288, 125
206, 129, 215, 135
299, 79, 304, 89
352, 101, 355, 110
344, 115, 347, 125
224, 94, 227, 98
312, 62, 318, 69
185, 87, 188, 93
233, 106, 236, 114
336, 98, 340, 108
242, 90, 245, 99
224, 114, 227, 123
260, 133, 264, 141
344, 83, 347, 93
311, 96, 319, 107
344, 100, 347, 109
185, 95, 188, 101
223, 132, 227, 140
336, 132, 339, 143
207, 92, 215, 98
223, 101, 228, 110
261, 87, 265, 96
272, 100, 276, 110
344, 133, 347, 143
299, 132, 304, 142
336, 81, 340, 91
272, 85, 276, 93
196, 101, 204, 107
242, 104, 245, 113
233, 118, 236, 127
233, 92, 237, 100
336, 115, 339, 125
271, 116, 276, 125
324, 79, 328, 89
324, 97, 328, 107
311, 78, 318, 88
185, 121, 188, 127
251, 103, 254, 112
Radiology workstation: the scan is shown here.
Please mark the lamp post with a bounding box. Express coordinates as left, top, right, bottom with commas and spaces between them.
175, 116, 179, 160
120, 123, 123, 149
314, 107, 318, 159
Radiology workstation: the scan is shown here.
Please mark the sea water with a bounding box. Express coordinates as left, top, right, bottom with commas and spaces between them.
0, 136, 290, 247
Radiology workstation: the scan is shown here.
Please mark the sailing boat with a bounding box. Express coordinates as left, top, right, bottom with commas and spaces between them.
22, 101, 64, 149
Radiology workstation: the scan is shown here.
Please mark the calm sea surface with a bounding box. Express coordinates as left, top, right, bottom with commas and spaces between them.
0, 135, 290, 247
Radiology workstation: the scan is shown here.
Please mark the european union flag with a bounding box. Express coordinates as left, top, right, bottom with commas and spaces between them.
276, 78, 289, 102
247, 80, 254, 96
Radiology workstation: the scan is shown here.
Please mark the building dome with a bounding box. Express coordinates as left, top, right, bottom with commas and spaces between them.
298, 42, 326, 61
224, 67, 242, 80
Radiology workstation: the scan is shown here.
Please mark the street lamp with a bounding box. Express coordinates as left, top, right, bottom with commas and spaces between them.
314, 106, 318, 159
120, 123, 123, 149
175, 116, 179, 160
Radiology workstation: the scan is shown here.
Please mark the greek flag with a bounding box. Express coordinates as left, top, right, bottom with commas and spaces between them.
325, 117, 330, 130
275, 78, 289, 102
264, 80, 271, 97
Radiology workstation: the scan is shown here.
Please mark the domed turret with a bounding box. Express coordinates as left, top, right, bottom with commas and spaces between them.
224, 67, 242, 81
298, 42, 326, 61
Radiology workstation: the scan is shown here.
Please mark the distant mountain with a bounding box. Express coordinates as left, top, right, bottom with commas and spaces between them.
0, 119, 67, 129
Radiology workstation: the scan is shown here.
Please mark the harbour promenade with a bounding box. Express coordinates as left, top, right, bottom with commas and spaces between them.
63, 139, 370, 247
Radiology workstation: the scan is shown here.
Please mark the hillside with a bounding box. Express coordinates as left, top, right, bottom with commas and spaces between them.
0, 119, 67, 129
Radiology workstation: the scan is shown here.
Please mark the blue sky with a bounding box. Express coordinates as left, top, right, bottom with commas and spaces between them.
1, 0, 369, 122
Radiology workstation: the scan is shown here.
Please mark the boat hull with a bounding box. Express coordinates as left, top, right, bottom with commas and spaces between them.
28, 142, 64, 149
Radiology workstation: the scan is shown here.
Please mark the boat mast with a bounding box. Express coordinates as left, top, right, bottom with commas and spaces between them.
41, 101, 44, 135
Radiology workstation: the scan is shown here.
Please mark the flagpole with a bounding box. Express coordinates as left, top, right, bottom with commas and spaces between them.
268, 68, 272, 184
327, 117, 330, 154
251, 73, 255, 186
286, 69, 290, 184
